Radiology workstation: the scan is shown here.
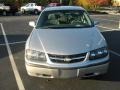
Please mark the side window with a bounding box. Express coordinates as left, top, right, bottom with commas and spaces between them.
81, 14, 87, 24
83, 12, 92, 25
26, 4, 29, 7
31, 4, 33, 7
35, 3, 37, 6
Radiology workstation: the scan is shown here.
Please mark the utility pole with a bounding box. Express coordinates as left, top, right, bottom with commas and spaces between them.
69, 0, 73, 5
60, 0, 62, 4
15, 0, 20, 8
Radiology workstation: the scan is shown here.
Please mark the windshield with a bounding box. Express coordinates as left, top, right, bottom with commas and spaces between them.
0, 4, 3, 6
36, 10, 94, 29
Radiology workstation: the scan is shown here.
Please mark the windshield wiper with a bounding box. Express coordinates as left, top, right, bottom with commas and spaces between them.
39, 26, 65, 29
37, 25, 93, 29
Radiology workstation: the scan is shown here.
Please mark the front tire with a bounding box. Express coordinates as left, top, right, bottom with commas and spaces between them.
3, 11, 7, 16
34, 9, 39, 15
21, 9, 26, 14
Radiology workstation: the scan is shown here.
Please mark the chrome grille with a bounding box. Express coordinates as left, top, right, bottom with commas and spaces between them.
48, 53, 87, 63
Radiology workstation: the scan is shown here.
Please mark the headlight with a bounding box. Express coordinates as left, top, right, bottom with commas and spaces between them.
89, 47, 109, 60
26, 49, 46, 62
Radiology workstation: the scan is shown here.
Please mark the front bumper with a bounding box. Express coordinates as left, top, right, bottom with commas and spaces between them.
25, 60, 109, 78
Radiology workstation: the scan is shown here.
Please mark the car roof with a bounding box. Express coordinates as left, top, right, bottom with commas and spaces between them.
44, 6, 85, 11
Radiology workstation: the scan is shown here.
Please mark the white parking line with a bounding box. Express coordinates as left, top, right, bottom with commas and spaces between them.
97, 25, 120, 31
0, 43, 6, 46
94, 18, 119, 22
90, 15, 107, 16
109, 50, 120, 57
91, 15, 119, 22
0, 23, 25, 90
0, 41, 26, 46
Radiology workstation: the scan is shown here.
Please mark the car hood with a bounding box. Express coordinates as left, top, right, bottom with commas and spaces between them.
29, 27, 106, 55
21, 6, 25, 9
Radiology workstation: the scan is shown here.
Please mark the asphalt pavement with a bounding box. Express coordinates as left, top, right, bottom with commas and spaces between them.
0, 14, 120, 90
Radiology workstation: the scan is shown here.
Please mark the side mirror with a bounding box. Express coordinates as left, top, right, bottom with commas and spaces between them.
94, 21, 99, 25
29, 21, 35, 27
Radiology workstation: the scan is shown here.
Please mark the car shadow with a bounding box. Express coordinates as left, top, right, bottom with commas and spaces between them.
6, 34, 28, 43
0, 34, 28, 59
0, 35, 5, 44
0, 30, 120, 82
89, 30, 120, 82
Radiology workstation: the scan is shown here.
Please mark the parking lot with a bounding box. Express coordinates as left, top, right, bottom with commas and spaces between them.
0, 14, 120, 90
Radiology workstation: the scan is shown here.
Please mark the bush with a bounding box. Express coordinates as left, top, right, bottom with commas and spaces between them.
75, 0, 110, 10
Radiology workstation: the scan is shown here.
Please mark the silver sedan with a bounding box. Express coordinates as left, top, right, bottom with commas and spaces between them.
25, 6, 109, 78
